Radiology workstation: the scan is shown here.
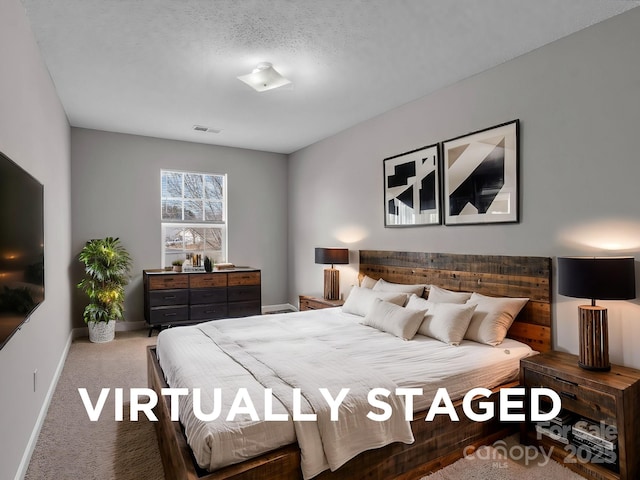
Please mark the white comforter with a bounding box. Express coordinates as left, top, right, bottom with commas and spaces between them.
156, 307, 533, 478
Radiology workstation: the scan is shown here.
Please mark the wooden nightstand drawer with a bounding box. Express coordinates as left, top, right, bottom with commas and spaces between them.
299, 295, 344, 311
523, 369, 617, 424
148, 274, 189, 290
148, 289, 189, 307
520, 351, 640, 480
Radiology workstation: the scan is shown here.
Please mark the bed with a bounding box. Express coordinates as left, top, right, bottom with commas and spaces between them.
148, 250, 552, 480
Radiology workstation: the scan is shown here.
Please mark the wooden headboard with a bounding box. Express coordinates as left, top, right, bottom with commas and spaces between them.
359, 250, 552, 352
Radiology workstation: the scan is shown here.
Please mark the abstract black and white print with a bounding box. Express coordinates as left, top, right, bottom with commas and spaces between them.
384, 144, 440, 226
443, 120, 519, 225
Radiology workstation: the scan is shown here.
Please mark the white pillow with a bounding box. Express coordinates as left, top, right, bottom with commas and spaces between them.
427, 285, 472, 304
405, 294, 430, 311
372, 278, 426, 296
360, 275, 378, 289
418, 302, 477, 346
342, 286, 408, 317
362, 299, 426, 340
464, 292, 529, 346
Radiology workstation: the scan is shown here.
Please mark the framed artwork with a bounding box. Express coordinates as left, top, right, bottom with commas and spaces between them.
442, 120, 519, 226
383, 143, 440, 227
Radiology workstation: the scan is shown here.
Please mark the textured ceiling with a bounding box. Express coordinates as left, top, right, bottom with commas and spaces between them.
21, 0, 640, 154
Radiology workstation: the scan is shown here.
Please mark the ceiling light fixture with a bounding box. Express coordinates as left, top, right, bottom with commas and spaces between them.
237, 62, 291, 92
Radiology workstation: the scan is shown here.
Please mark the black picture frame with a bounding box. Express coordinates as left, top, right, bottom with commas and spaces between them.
383, 143, 441, 227
442, 120, 519, 226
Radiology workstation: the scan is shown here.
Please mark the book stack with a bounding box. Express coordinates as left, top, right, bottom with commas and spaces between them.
571, 418, 618, 472
535, 409, 575, 445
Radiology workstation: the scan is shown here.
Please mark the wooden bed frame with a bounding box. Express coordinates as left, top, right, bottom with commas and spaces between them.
147, 250, 552, 480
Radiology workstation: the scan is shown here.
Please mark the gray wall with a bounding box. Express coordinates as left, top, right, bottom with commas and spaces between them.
0, 1, 72, 479
71, 128, 288, 328
289, 8, 640, 368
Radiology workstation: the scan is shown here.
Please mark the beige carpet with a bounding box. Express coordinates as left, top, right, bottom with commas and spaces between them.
26, 329, 584, 480
25, 331, 164, 480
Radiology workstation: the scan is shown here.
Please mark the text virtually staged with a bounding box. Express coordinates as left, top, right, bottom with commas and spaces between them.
78, 386, 560, 423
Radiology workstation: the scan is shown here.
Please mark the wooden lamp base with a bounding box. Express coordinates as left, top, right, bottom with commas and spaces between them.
578, 305, 610, 371
323, 268, 340, 300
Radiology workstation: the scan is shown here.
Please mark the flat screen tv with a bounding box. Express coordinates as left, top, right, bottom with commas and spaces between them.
0, 150, 44, 350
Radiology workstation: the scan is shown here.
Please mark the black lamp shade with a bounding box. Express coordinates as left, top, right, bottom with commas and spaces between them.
315, 248, 349, 266
558, 257, 636, 301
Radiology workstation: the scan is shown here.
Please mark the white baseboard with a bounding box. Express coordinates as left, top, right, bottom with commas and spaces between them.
262, 303, 297, 314
15, 330, 73, 480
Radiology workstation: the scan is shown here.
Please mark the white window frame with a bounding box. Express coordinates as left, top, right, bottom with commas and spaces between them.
160, 169, 228, 268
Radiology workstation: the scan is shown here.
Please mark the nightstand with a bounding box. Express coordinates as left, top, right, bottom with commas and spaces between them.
298, 295, 344, 311
520, 351, 640, 480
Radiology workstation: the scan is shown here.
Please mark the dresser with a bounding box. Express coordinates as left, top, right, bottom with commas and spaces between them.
143, 268, 261, 330
520, 351, 640, 480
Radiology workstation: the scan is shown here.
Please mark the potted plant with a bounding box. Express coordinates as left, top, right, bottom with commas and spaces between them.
77, 237, 132, 343
172, 260, 183, 272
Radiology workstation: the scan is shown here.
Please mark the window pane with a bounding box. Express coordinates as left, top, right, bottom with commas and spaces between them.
162, 199, 182, 220
204, 200, 223, 222
205, 175, 224, 200
184, 174, 203, 199
162, 171, 182, 198
163, 225, 226, 266
184, 200, 203, 221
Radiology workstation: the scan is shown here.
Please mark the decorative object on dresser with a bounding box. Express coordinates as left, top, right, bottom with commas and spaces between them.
143, 268, 261, 335
520, 351, 640, 480
314, 247, 349, 300
298, 295, 344, 311
558, 256, 636, 371
77, 237, 132, 343
383, 143, 441, 227
442, 119, 519, 225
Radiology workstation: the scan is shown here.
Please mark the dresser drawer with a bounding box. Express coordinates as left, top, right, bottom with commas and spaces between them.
148, 306, 189, 325
190, 303, 228, 321
148, 274, 189, 290
228, 300, 261, 318
523, 369, 617, 424
148, 289, 189, 307
190, 287, 227, 305
228, 271, 261, 286
190, 273, 227, 288
228, 285, 261, 302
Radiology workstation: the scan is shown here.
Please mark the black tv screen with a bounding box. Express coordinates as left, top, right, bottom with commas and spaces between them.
0, 150, 44, 349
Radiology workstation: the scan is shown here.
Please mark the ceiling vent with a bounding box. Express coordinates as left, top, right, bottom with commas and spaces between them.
193, 125, 221, 134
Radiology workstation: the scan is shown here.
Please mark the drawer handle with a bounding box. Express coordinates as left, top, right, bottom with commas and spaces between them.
164, 296, 176, 299
164, 313, 177, 317
554, 376, 578, 387
560, 391, 577, 400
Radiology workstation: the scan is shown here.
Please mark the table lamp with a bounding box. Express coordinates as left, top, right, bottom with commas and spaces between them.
315, 248, 349, 300
558, 256, 636, 371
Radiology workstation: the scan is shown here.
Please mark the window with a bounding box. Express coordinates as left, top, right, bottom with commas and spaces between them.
161, 170, 227, 267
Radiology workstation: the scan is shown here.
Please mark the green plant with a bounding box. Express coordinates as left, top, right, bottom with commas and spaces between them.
172, 259, 183, 266
77, 237, 132, 324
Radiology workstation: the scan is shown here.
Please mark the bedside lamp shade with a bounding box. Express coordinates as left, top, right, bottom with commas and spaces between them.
558, 257, 636, 371
315, 248, 349, 300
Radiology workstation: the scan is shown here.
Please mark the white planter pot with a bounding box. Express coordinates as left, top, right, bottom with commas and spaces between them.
88, 320, 116, 343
